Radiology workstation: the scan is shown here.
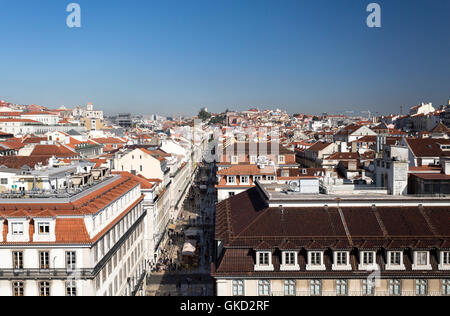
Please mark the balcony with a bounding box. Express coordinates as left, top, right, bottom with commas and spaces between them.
0, 268, 94, 279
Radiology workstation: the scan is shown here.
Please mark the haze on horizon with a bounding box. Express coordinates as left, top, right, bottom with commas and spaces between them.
0, 0, 449, 117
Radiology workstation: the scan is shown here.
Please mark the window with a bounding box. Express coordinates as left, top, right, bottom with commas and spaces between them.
278, 155, 285, 164
389, 251, 402, 265
253, 176, 262, 182
39, 282, 50, 296
415, 279, 428, 296
416, 251, 428, 266
12, 282, 24, 296
336, 280, 347, 296
1, 178, 7, 185
284, 252, 296, 266
241, 176, 249, 184
231, 156, 238, 164
362, 279, 375, 296
40, 251, 50, 270
66, 281, 77, 296
38, 222, 50, 235
228, 192, 235, 198
232, 280, 244, 296
66, 251, 76, 270
258, 252, 270, 266
250, 156, 257, 164
227, 176, 236, 184
13, 251, 23, 270
442, 280, 450, 295
310, 280, 322, 296
284, 280, 296, 296
361, 251, 375, 265
266, 176, 275, 181
11, 222, 24, 235
442, 251, 450, 265
389, 279, 401, 296
258, 280, 270, 296
310, 252, 322, 265
336, 252, 348, 265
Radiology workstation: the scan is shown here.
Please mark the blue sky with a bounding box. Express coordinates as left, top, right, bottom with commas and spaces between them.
0, 0, 449, 116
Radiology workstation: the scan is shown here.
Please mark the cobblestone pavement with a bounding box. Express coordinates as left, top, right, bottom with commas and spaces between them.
147, 163, 216, 296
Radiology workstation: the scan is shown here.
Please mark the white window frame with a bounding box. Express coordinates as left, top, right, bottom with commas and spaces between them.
280, 251, 300, 271
386, 251, 405, 270
37, 222, 50, 235
442, 279, 450, 295
439, 251, 450, 270
284, 280, 296, 296
258, 280, 271, 296
415, 279, 428, 296
306, 251, 326, 271
250, 156, 257, 164
389, 279, 402, 296
240, 176, 250, 185
310, 279, 322, 296
11, 222, 24, 235
332, 251, 351, 271
231, 156, 238, 164
232, 280, 244, 296
278, 155, 285, 164
254, 251, 274, 271
362, 279, 375, 296
336, 279, 348, 296
227, 176, 236, 184
412, 251, 432, 270
358, 251, 378, 271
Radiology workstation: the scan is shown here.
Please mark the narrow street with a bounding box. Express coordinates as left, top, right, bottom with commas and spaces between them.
146, 162, 217, 296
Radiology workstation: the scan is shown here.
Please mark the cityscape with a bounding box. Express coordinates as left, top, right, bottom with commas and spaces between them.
0, 0, 449, 302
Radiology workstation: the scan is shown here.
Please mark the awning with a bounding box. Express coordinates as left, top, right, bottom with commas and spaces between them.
182, 240, 197, 256
185, 227, 201, 237
168, 223, 176, 231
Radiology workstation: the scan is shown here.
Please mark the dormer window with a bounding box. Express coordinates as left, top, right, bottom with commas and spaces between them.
332, 251, 351, 271
358, 251, 378, 270
254, 251, 274, 271
259, 252, 270, 265
439, 251, 450, 270
280, 251, 300, 271
413, 251, 432, 270
38, 222, 50, 235
306, 251, 325, 271
386, 251, 405, 270
240, 176, 249, 184
11, 223, 24, 235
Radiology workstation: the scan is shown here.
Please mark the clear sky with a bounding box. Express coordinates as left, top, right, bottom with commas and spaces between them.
0, 0, 449, 116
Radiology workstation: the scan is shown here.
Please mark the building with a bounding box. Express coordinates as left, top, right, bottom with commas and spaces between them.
116, 114, 132, 128
213, 182, 450, 296
0, 173, 147, 296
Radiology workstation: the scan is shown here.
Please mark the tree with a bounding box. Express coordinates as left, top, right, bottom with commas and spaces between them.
198, 109, 211, 121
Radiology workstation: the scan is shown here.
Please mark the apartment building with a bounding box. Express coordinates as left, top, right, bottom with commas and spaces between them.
0, 173, 147, 296
213, 182, 450, 296
218, 142, 297, 169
